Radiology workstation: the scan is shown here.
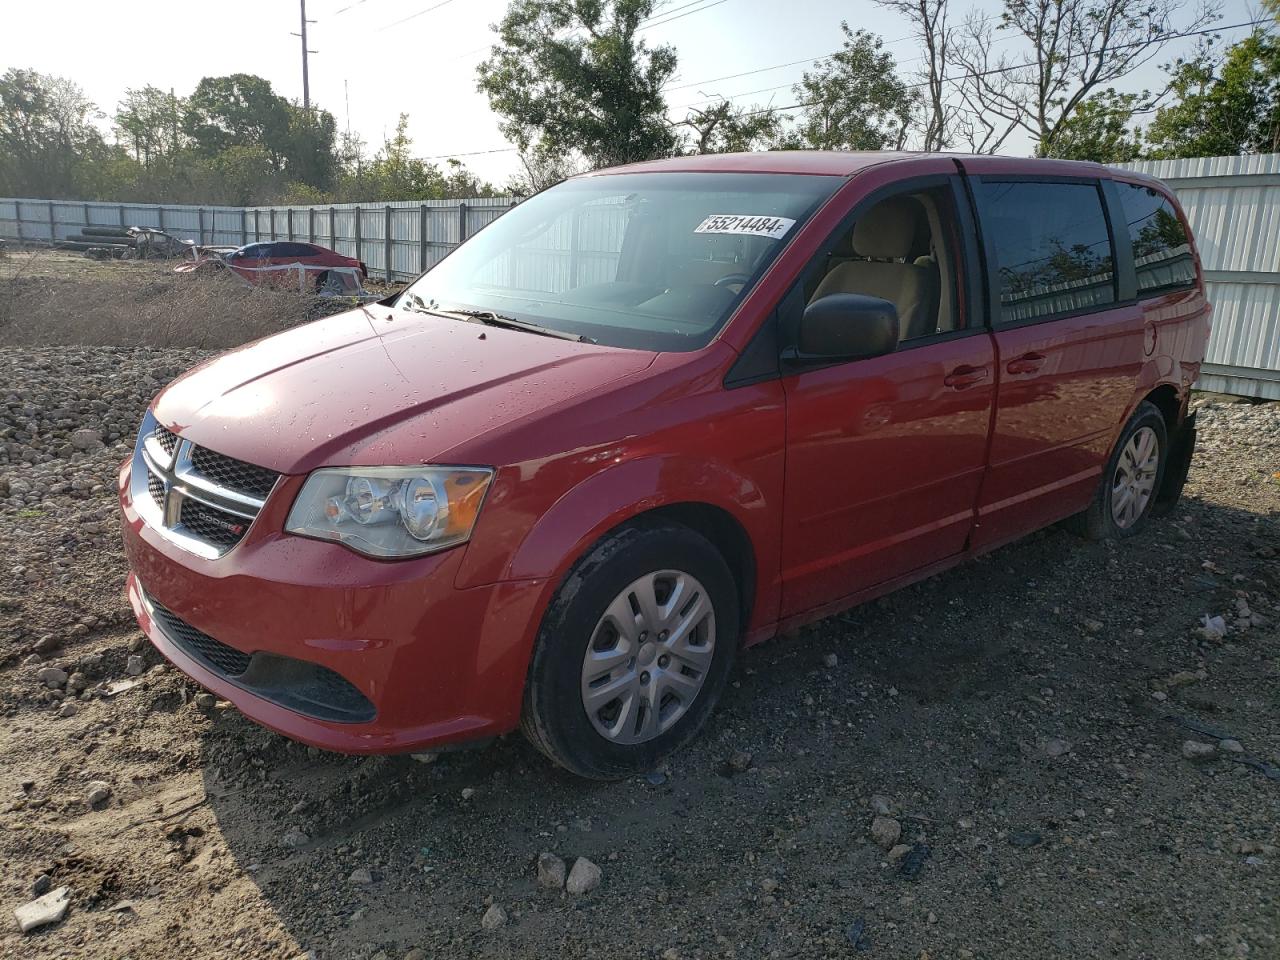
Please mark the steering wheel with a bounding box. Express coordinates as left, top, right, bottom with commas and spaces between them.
714, 273, 752, 288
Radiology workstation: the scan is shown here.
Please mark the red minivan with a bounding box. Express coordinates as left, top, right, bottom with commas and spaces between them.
119, 152, 1210, 778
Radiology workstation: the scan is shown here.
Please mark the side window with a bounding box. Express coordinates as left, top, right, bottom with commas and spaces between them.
806, 185, 965, 343
274, 242, 314, 258
980, 180, 1116, 324
1115, 183, 1196, 295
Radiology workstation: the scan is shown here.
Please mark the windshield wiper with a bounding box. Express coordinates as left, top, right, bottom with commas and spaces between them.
444, 308, 595, 343
399, 291, 452, 318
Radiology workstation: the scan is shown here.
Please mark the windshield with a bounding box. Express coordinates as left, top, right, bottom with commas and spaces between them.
398, 172, 840, 351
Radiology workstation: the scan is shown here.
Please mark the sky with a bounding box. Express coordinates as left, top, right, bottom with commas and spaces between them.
1, 0, 1263, 188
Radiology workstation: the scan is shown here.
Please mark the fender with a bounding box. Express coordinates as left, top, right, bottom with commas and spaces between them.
460, 452, 784, 634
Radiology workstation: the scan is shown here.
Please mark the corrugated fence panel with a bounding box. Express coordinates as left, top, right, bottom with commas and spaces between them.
1119, 153, 1280, 398
1, 196, 516, 281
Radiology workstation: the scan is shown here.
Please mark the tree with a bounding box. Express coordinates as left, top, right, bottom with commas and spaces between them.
184, 74, 292, 167
678, 97, 785, 154
477, 0, 678, 169
783, 24, 917, 151
953, 0, 1218, 155
1039, 89, 1144, 161
0, 68, 108, 198
873, 0, 956, 149
1145, 32, 1280, 157
335, 114, 499, 202
115, 86, 185, 165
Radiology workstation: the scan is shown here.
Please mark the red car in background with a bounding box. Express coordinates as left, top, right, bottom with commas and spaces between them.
193, 241, 368, 292
122, 152, 1210, 779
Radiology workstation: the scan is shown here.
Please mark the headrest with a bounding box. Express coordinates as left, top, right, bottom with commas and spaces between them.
852, 196, 924, 259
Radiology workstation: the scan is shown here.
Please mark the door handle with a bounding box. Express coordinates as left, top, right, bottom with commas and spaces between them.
1006, 352, 1046, 375
943, 365, 989, 389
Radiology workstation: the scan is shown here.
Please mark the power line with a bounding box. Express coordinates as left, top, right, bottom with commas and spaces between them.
376, 0, 462, 31
409, 14, 1269, 161
640, 0, 712, 23
639, 0, 732, 30
718, 16, 1269, 120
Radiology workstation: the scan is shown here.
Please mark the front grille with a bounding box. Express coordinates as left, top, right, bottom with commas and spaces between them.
189, 446, 279, 500
134, 418, 279, 558
155, 426, 179, 457
147, 470, 165, 507
144, 591, 375, 724
180, 498, 250, 548
149, 599, 252, 676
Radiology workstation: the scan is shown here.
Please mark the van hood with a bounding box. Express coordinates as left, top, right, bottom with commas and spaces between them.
152, 305, 657, 474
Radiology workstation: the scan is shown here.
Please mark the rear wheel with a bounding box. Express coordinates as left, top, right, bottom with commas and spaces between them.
1067, 401, 1168, 540
521, 521, 738, 779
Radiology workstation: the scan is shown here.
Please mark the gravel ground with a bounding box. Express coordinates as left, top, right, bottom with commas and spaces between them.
1, 338, 1277, 960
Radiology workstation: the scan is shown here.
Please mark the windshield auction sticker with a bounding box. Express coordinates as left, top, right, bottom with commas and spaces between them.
694, 215, 796, 240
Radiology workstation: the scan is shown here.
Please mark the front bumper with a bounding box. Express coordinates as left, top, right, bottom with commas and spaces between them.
119, 459, 547, 753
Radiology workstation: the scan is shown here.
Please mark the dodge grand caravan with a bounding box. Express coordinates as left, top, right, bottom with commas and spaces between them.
119, 152, 1210, 779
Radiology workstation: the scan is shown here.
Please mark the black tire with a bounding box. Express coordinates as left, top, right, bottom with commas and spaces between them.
1066, 400, 1168, 540
520, 520, 739, 780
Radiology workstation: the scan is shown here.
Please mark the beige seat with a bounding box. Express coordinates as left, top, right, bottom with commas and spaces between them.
814, 196, 940, 341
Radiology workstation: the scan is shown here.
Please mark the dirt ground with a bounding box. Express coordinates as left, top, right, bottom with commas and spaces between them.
1, 252, 1277, 959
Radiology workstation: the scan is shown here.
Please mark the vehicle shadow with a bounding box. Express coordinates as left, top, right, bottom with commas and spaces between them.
200, 493, 1279, 959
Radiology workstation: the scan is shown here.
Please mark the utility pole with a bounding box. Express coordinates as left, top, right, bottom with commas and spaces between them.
292, 0, 318, 111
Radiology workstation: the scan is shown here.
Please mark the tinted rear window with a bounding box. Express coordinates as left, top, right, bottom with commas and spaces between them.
980, 180, 1116, 324
1115, 183, 1196, 294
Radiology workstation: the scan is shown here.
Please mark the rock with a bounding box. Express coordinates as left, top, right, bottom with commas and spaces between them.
536, 852, 566, 890
823, 653, 838, 668
70, 428, 103, 450
1084, 619, 1104, 634
1043, 738, 1072, 758
1009, 831, 1043, 849
728, 750, 752, 773
66, 672, 87, 694
460, 787, 476, 800
869, 794, 895, 816
86, 781, 111, 806
566, 857, 603, 894
14, 886, 71, 934
57, 701, 79, 718
480, 903, 507, 931
1182, 740, 1216, 760
661, 949, 682, 960
34, 635, 60, 655
36, 666, 68, 689
1219, 739, 1245, 754
410, 753, 438, 765
1166, 670, 1200, 688
193, 692, 216, 710
1198, 614, 1227, 641
125, 655, 146, 676
348, 867, 373, 885
281, 827, 310, 849
33, 874, 51, 896
403, 951, 427, 960
760, 877, 780, 893
870, 816, 902, 851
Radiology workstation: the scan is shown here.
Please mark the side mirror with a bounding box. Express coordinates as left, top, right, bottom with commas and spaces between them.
795, 293, 899, 361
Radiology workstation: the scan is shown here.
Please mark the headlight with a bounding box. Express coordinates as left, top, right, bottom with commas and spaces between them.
285, 466, 494, 558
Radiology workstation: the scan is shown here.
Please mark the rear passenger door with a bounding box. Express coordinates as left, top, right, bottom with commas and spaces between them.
968, 177, 1144, 549
779, 175, 996, 617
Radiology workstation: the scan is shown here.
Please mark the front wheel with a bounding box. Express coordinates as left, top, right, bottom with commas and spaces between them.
1067, 400, 1168, 540
520, 521, 738, 779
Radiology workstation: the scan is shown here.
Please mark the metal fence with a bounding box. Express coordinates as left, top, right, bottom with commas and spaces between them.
0, 196, 518, 284
3, 152, 1278, 397
1120, 153, 1280, 400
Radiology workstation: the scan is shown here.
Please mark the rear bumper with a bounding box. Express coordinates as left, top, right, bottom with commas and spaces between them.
119, 460, 547, 754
